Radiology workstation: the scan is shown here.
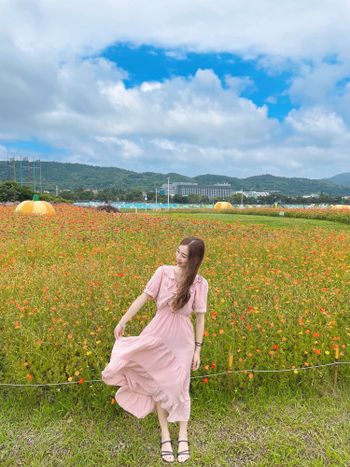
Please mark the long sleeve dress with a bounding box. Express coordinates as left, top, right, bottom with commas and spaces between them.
101, 265, 209, 422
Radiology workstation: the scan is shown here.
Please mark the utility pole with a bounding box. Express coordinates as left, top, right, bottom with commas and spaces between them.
32, 159, 36, 192
56, 185, 58, 197
155, 188, 158, 210
19, 156, 23, 186
39, 160, 42, 193
240, 187, 244, 208
13, 156, 16, 181
167, 177, 170, 210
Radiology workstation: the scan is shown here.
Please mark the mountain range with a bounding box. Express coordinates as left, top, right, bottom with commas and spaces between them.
1, 161, 350, 196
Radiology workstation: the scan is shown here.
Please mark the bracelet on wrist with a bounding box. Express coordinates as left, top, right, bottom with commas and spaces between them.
195, 341, 202, 347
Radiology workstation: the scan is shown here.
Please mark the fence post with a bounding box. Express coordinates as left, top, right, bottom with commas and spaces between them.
333, 345, 339, 386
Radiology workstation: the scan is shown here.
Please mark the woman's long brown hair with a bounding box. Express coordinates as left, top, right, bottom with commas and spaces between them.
171, 236, 205, 311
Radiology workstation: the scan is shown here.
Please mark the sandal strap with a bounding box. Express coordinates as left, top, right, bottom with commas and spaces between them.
161, 451, 174, 454
178, 450, 190, 455
178, 440, 190, 444
160, 440, 172, 445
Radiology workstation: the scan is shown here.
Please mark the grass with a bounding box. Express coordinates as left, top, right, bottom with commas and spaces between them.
1, 380, 350, 466
150, 211, 350, 231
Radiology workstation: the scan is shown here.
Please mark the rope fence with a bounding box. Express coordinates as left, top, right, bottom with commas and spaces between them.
1, 360, 349, 388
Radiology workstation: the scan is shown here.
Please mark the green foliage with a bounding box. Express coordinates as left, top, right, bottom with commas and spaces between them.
0, 181, 34, 201
0, 180, 72, 203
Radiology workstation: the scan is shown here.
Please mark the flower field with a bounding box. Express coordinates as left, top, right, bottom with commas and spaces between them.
1, 204, 350, 393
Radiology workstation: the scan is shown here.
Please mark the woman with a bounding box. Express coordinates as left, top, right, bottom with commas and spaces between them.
102, 236, 208, 463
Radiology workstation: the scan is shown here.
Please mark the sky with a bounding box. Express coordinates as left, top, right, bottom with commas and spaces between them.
1, 0, 350, 179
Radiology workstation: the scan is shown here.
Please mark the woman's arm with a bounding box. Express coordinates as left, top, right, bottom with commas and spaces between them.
194, 313, 205, 348
192, 313, 205, 370
118, 292, 152, 328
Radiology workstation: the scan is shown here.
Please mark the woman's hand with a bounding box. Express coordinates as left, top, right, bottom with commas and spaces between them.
192, 349, 201, 371
114, 323, 125, 340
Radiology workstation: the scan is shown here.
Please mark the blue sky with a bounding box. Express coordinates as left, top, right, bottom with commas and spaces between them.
1, 0, 350, 179
102, 44, 295, 120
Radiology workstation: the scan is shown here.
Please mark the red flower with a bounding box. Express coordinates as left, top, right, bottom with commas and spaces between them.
78, 378, 85, 385
202, 377, 209, 383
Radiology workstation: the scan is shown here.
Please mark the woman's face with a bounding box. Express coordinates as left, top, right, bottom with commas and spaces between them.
175, 244, 189, 268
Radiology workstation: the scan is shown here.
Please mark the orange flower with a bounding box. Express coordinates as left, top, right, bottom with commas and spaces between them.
313, 349, 321, 355
202, 378, 209, 383
111, 398, 116, 404
219, 329, 224, 335
211, 362, 216, 369
228, 352, 233, 368
26, 374, 33, 382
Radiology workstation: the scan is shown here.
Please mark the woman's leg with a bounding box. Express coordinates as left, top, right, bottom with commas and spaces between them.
178, 420, 189, 462
156, 401, 174, 462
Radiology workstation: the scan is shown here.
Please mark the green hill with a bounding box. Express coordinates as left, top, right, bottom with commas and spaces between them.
194, 173, 350, 196
1, 161, 350, 196
327, 173, 350, 187
0, 161, 192, 191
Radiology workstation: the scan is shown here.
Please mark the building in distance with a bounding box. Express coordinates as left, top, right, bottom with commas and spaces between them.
160, 182, 273, 200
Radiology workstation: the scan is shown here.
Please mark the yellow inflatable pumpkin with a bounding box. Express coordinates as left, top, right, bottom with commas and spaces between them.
213, 201, 234, 211
330, 204, 350, 211
15, 200, 56, 216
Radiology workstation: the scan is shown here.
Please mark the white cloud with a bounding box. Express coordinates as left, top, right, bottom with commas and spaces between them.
2, 0, 350, 60
1, 0, 350, 177
286, 107, 348, 143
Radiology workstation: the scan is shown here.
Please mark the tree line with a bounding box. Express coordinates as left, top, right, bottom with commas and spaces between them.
1, 181, 349, 205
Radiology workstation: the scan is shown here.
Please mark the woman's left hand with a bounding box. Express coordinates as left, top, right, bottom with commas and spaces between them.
192, 350, 201, 371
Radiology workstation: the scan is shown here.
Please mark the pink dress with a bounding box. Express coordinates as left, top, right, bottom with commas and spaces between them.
101, 265, 208, 422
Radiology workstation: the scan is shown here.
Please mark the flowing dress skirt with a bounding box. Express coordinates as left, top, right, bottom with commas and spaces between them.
101, 308, 195, 422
